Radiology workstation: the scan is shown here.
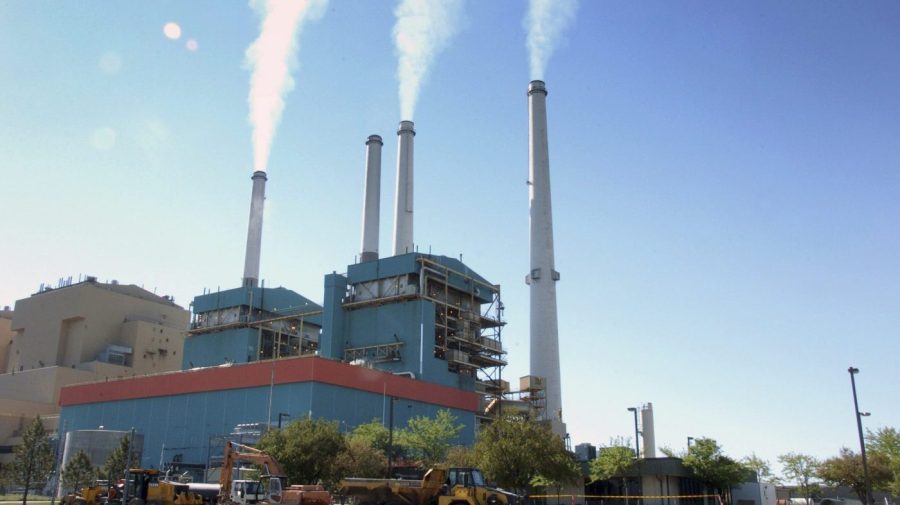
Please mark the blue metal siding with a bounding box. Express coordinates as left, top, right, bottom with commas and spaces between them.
182, 328, 258, 368
60, 381, 475, 472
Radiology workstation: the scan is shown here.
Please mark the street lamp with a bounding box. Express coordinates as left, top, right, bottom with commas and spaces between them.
687, 436, 694, 450
277, 413, 290, 429
627, 407, 640, 458
848, 367, 873, 505
387, 397, 398, 478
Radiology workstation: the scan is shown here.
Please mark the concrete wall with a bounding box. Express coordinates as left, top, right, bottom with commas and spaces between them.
8, 281, 188, 373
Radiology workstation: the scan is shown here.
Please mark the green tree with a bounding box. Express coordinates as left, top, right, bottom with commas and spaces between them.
397, 409, 464, 468
682, 438, 748, 502
101, 435, 137, 482
742, 453, 780, 484
867, 427, 900, 495
7, 416, 54, 505
256, 417, 346, 488
445, 446, 477, 468
590, 438, 635, 501
333, 438, 386, 479
348, 419, 391, 453
778, 452, 821, 505
474, 415, 575, 496
61, 450, 96, 494
817, 447, 892, 504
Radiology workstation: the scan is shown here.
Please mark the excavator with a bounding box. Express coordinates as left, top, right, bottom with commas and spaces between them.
218, 441, 331, 505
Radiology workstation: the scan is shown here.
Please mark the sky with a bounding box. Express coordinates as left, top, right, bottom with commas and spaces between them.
1, 1, 899, 476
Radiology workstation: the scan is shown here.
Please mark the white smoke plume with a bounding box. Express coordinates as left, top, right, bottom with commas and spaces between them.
393, 0, 463, 120
526, 0, 578, 80
246, 0, 328, 172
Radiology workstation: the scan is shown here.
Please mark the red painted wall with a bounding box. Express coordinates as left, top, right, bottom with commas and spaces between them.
59, 356, 479, 412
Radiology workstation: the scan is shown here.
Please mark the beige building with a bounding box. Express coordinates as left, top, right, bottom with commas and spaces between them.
0, 278, 189, 463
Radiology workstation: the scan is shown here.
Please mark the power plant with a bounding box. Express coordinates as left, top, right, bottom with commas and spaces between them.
40, 73, 580, 482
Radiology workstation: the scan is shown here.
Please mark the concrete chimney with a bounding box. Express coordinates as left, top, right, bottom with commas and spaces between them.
392, 120, 415, 256
242, 170, 267, 288
360, 135, 383, 263
641, 403, 656, 458
527, 80, 565, 437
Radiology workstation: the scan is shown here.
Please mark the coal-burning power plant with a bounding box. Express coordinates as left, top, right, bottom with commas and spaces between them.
55, 82, 569, 478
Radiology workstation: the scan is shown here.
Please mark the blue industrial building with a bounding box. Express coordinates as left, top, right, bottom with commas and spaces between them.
59, 253, 507, 479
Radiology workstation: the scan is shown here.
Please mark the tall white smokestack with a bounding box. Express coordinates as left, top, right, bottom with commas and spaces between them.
360, 134, 383, 263
527, 80, 565, 437
243, 170, 267, 288
641, 403, 656, 458
392, 120, 415, 256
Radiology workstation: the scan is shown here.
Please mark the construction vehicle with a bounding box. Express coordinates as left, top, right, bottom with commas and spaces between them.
122, 468, 204, 505
61, 481, 111, 505
338, 466, 508, 505
218, 441, 331, 505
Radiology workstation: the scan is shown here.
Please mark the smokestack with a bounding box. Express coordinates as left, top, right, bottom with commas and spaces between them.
641, 403, 656, 458
392, 120, 415, 256
527, 80, 565, 437
242, 170, 267, 288
360, 135, 383, 263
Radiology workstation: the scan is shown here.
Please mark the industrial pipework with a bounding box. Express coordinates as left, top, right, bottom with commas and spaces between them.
242, 170, 267, 288
360, 135, 383, 263
527, 80, 565, 437
392, 120, 415, 256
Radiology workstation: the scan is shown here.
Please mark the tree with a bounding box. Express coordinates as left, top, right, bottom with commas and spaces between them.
474, 415, 576, 496
396, 409, 464, 468
445, 446, 477, 468
742, 453, 780, 484
590, 438, 635, 501
101, 435, 137, 482
818, 447, 892, 504
333, 438, 386, 479
348, 419, 390, 453
7, 416, 54, 505
778, 452, 821, 505
61, 450, 96, 494
682, 438, 748, 502
256, 417, 346, 488
867, 426, 900, 495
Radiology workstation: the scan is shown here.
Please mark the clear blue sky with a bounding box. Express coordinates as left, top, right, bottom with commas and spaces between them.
2, 1, 898, 475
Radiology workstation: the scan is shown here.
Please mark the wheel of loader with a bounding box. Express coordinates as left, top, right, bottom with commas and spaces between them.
75, 499, 87, 505
487, 495, 500, 505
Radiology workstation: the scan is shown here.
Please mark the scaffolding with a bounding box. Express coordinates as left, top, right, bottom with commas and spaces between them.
189, 309, 322, 360
340, 256, 508, 422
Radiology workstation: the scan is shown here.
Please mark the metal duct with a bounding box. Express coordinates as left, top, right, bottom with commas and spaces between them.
242, 170, 267, 288
527, 80, 565, 437
392, 120, 415, 256
360, 134, 383, 263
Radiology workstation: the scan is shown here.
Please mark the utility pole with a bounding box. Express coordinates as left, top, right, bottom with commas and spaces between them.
848, 367, 873, 505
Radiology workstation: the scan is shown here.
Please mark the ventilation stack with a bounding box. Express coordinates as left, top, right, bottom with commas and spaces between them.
242, 170, 267, 288
641, 403, 656, 458
360, 135, 383, 263
392, 120, 415, 256
527, 80, 565, 437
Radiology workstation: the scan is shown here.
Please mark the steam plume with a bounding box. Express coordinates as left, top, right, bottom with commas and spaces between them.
526, 0, 578, 79
393, 0, 462, 120
246, 0, 328, 172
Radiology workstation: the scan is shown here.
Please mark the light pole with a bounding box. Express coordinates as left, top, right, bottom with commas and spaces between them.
387, 397, 397, 478
687, 436, 694, 450
627, 407, 640, 458
848, 367, 873, 505
277, 413, 290, 429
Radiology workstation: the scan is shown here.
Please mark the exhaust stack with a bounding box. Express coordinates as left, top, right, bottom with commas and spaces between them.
242, 170, 267, 288
392, 120, 415, 256
360, 135, 383, 263
527, 80, 565, 437
641, 403, 656, 458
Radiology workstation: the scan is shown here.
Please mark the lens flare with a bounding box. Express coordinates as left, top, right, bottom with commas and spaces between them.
163, 22, 182, 40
